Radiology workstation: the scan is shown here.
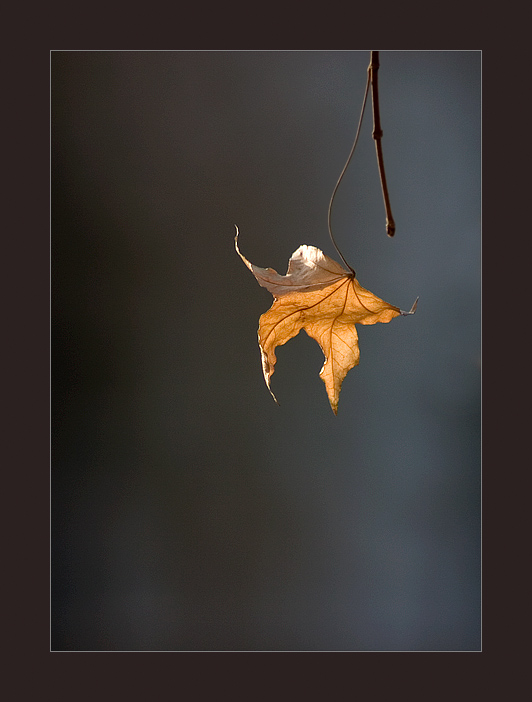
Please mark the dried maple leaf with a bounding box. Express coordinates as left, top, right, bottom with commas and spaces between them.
235, 229, 417, 414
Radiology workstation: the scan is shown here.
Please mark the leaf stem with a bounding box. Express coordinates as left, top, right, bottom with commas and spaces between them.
369, 51, 395, 237
327, 63, 371, 277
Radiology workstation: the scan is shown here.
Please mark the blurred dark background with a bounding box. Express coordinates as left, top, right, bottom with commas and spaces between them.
51, 51, 480, 651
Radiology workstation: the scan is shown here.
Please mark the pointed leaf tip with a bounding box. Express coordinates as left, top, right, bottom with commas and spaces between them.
401, 296, 419, 316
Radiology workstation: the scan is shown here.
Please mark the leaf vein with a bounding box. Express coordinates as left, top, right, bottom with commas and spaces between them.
261, 277, 351, 348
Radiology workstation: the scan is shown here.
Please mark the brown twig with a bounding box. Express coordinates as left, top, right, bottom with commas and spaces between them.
369, 51, 395, 237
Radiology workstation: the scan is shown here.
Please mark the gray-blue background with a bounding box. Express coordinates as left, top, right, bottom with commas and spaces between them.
52, 51, 481, 651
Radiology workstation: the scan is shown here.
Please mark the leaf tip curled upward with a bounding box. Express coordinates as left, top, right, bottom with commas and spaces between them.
234, 225, 255, 277
400, 296, 419, 316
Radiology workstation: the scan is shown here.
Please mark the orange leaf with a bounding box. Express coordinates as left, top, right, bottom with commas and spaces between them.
236, 229, 417, 414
